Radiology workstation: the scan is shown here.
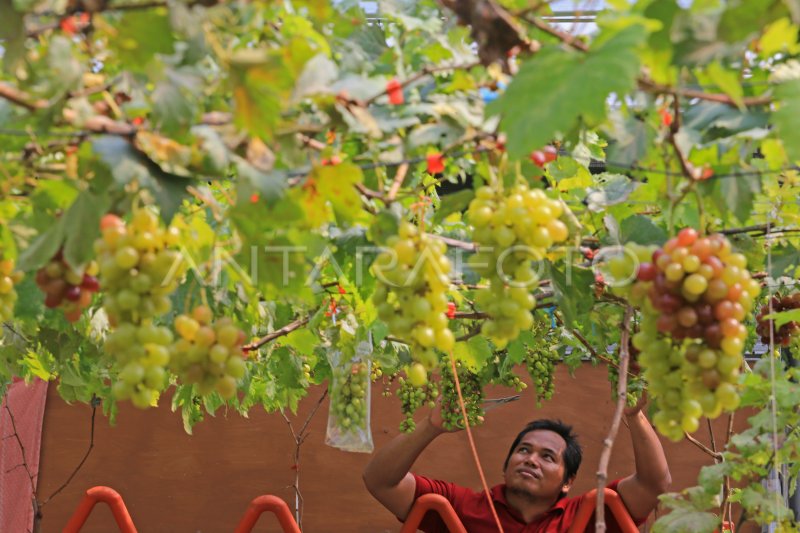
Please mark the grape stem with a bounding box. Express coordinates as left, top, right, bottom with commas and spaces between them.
595, 305, 634, 533
683, 432, 723, 461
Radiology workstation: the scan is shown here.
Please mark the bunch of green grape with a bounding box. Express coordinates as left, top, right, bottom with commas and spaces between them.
627, 230, 758, 441
95, 209, 185, 408
467, 183, 569, 348
171, 305, 247, 399
396, 376, 439, 433
372, 221, 454, 372
94, 210, 182, 327
332, 361, 369, 433
494, 372, 527, 393
0, 255, 23, 321
106, 321, 174, 409
439, 359, 484, 431
524, 343, 559, 403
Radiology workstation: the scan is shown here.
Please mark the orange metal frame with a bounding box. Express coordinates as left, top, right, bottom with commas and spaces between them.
62, 486, 137, 533
233, 495, 302, 533
567, 488, 639, 533
400, 494, 468, 533
399, 488, 639, 533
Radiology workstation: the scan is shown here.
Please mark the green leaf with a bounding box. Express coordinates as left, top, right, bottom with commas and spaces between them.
768, 243, 800, 278
152, 76, 195, 137
759, 17, 800, 56
91, 136, 190, 222
235, 158, 288, 202
17, 223, 65, 272
489, 25, 648, 158
705, 61, 744, 109
765, 309, 800, 329
0, 0, 25, 73
111, 10, 175, 70
585, 174, 639, 212
772, 79, 800, 164
62, 191, 110, 268
716, 174, 760, 223
619, 214, 667, 245
546, 262, 595, 329
433, 189, 474, 223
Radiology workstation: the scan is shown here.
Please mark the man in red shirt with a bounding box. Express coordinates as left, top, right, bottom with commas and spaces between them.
363, 400, 671, 532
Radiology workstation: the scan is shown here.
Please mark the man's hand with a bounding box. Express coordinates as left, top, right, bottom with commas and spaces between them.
623, 393, 647, 418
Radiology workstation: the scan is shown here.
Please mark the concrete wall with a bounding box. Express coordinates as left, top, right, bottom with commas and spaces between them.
35, 363, 753, 532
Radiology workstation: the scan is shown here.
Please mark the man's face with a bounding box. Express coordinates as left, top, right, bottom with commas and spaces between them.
503, 429, 572, 501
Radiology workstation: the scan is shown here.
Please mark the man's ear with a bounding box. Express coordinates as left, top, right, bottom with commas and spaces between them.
561, 476, 575, 494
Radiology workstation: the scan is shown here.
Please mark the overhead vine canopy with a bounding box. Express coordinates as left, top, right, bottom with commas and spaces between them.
3, 0, 800, 529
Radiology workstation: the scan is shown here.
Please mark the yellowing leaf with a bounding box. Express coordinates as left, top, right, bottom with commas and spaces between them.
313, 163, 365, 224
706, 62, 745, 110
760, 17, 800, 57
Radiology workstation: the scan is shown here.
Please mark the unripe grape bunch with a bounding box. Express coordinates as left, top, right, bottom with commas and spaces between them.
372, 221, 454, 374
94, 209, 182, 326
171, 305, 247, 399
629, 230, 759, 441
35, 250, 100, 323
439, 358, 484, 431
331, 361, 369, 433
467, 183, 569, 348
755, 294, 800, 346
0, 254, 23, 321
396, 376, 439, 433
106, 321, 174, 409
524, 342, 558, 404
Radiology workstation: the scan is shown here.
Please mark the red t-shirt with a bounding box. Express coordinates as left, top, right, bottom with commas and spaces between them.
411, 474, 644, 532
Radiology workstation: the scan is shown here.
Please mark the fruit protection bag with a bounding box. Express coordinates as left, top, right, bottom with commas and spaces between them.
325, 339, 374, 453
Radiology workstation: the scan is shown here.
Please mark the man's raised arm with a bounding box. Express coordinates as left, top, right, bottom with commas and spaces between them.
616, 401, 672, 521
363, 415, 446, 520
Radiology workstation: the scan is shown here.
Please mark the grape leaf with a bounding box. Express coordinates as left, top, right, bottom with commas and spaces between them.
62, 190, 110, 268
772, 79, 800, 164
488, 25, 648, 158
619, 214, 667, 245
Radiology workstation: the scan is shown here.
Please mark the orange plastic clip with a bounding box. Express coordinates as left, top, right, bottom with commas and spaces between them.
234, 495, 302, 533
62, 486, 137, 533
399, 493, 467, 533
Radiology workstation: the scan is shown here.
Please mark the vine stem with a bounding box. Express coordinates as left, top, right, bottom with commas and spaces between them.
242, 314, 313, 352
595, 306, 634, 533
41, 396, 98, 506
279, 389, 328, 529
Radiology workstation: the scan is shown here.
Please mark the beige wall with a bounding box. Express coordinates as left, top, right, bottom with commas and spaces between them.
35, 363, 753, 532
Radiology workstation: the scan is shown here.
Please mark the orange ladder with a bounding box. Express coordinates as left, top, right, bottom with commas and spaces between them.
62, 486, 137, 533
234, 495, 302, 533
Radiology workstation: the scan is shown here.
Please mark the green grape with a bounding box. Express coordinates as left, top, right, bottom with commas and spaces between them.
439, 359, 484, 431
0, 255, 23, 322
332, 361, 370, 433
467, 182, 570, 347
396, 377, 439, 433
171, 306, 247, 399
372, 222, 453, 368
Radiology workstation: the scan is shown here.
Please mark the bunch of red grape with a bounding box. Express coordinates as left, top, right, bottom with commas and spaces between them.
467, 183, 569, 348
35, 251, 100, 323
171, 305, 247, 399
0, 255, 23, 321
755, 294, 800, 346
630, 230, 759, 440
372, 221, 454, 372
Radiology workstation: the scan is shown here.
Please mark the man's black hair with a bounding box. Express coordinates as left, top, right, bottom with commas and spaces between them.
503, 419, 582, 483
